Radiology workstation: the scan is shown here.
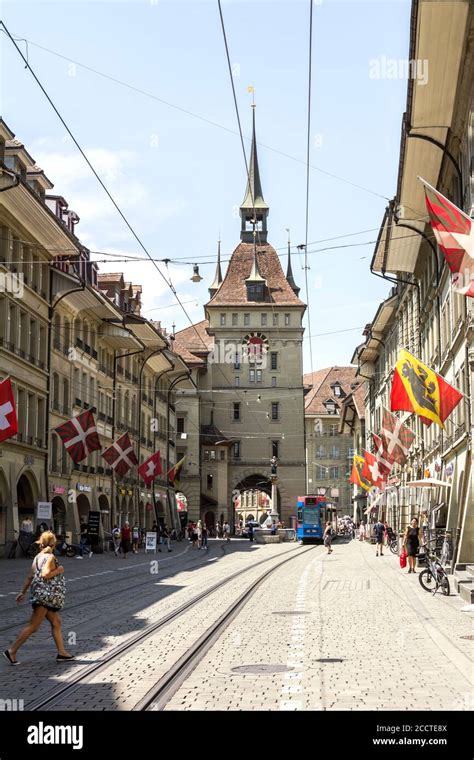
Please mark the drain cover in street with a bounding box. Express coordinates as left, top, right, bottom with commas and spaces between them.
460, 635, 474, 640
272, 611, 311, 616
315, 658, 344, 663
231, 664, 293, 674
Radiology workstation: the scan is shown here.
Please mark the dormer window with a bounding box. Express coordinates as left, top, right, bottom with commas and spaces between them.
324, 399, 338, 415
333, 384, 341, 397
247, 283, 264, 301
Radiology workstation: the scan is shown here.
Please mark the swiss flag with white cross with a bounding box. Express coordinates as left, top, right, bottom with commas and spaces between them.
0, 377, 19, 443
138, 451, 162, 487
55, 409, 101, 463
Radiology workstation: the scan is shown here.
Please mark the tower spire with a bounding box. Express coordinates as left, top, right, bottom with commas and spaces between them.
285, 229, 300, 296
208, 238, 223, 298
240, 106, 269, 243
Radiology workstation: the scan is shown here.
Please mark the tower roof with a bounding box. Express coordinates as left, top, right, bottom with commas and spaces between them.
286, 241, 300, 296
209, 239, 223, 296
206, 242, 305, 307
240, 108, 269, 213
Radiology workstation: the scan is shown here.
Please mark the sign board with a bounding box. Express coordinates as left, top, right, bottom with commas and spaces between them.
37, 502, 52, 520
87, 511, 101, 537
145, 532, 157, 553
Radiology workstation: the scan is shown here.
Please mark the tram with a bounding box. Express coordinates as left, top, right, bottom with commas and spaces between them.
296, 495, 338, 544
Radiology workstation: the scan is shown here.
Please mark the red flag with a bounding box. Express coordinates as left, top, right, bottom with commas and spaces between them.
421, 178, 474, 296
138, 451, 162, 487
102, 433, 138, 477
0, 377, 18, 443
372, 433, 394, 474
381, 408, 414, 465
55, 410, 101, 463
362, 450, 387, 490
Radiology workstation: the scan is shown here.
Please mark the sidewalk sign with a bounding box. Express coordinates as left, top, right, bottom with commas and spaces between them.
145, 532, 157, 553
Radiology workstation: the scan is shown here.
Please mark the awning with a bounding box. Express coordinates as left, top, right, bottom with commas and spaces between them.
407, 479, 452, 488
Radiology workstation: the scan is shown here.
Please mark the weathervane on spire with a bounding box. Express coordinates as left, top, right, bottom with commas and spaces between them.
247, 85, 255, 107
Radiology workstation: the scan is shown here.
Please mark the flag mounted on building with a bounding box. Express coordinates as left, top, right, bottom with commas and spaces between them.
138, 451, 162, 487
168, 456, 185, 489
55, 409, 101, 463
372, 433, 394, 475
390, 349, 463, 428
350, 454, 371, 491
101, 433, 138, 477
0, 377, 18, 443
420, 177, 474, 297
362, 450, 388, 491
381, 408, 415, 465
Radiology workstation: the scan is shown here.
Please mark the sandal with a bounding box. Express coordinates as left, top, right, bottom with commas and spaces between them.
3, 649, 19, 666
56, 654, 75, 661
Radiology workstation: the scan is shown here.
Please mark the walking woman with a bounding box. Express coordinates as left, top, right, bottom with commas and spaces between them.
323, 521, 333, 554
120, 522, 132, 559
3, 531, 74, 665
403, 517, 422, 574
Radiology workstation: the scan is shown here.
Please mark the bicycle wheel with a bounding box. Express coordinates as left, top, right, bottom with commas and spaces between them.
389, 540, 398, 555
439, 573, 450, 596
419, 569, 436, 592
66, 546, 76, 558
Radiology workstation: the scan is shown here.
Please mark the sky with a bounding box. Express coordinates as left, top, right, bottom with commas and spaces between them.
0, 0, 412, 373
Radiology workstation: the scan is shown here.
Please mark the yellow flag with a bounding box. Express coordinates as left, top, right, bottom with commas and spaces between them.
390, 349, 461, 428
247, 85, 254, 93
350, 454, 371, 491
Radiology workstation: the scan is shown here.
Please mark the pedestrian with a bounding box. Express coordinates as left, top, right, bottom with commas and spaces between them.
131, 523, 140, 554
374, 518, 385, 556
191, 525, 198, 548
197, 519, 203, 549
358, 521, 366, 542
3, 531, 74, 665
77, 521, 92, 559
201, 523, 208, 551
323, 521, 333, 554
403, 517, 422, 574
163, 525, 172, 552
120, 522, 132, 559
223, 522, 231, 542
112, 525, 121, 557
270, 522, 277, 536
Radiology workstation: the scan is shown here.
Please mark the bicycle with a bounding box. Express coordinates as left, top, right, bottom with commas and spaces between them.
7, 530, 40, 559
418, 540, 450, 596
386, 529, 399, 555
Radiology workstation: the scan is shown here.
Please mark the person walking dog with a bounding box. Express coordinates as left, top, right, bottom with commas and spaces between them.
3, 531, 74, 665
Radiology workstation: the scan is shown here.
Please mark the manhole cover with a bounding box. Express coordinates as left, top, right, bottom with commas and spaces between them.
231, 664, 294, 674
460, 635, 474, 640
272, 611, 311, 616
315, 658, 344, 663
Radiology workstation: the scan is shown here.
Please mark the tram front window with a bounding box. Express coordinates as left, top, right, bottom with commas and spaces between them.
304, 507, 320, 523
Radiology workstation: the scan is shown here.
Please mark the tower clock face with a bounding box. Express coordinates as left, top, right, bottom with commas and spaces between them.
242, 332, 269, 362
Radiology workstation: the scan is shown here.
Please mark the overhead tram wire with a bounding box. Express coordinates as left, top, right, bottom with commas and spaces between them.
304, 0, 315, 377
1, 28, 391, 203
0, 20, 226, 371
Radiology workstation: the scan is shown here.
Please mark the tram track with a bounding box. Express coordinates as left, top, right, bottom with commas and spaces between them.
25, 543, 313, 711
0, 543, 226, 633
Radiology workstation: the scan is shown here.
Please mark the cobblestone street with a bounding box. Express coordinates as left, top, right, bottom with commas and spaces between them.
1, 537, 472, 711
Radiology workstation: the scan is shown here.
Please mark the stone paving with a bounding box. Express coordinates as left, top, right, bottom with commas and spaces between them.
164, 539, 474, 711
1, 537, 472, 710
0, 538, 296, 707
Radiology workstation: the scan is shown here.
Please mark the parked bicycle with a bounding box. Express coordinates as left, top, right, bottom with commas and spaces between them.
418, 540, 450, 596
7, 530, 40, 559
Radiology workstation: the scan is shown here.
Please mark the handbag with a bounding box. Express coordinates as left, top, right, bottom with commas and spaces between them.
30, 555, 66, 610
399, 547, 407, 569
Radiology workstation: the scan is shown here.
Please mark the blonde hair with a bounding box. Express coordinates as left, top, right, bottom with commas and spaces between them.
38, 530, 57, 554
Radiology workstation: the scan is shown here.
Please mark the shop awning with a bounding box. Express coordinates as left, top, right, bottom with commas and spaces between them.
407, 479, 452, 488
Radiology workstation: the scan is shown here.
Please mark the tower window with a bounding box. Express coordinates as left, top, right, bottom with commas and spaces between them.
207, 474, 213, 491
273, 313, 279, 326
284, 313, 290, 326
271, 376, 277, 387
256, 370, 262, 383
271, 353, 278, 370
232, 313, 238, 326
233, 402, 241, 421
177, 418, 185, 433
244, 313, 250, 326
271, 402, 279, 421
272, 440, 279, 458
235, 377, 240, 387
232, 441, 241, 459
247, 283, 264, 301
220, 313, 226, 326
261, 313, 267, 326
249, 369, 255, 383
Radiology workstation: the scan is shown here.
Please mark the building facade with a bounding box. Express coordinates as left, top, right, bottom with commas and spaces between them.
0, 119, 192, 555
350, 1, 474, 580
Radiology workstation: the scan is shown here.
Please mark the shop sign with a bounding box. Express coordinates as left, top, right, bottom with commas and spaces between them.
51, 485, 66, 495
76, 483, 92, 493
37, 502, 52, 520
